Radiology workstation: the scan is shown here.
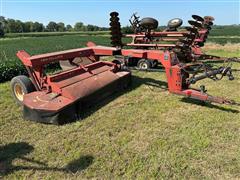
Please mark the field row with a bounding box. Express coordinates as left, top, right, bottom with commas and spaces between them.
4, 31, 109, 38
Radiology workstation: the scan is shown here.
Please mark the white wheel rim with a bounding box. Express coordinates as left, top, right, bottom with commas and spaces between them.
171, 19, 180, 24
140, 62, 148, 69
14, 83, 24, 101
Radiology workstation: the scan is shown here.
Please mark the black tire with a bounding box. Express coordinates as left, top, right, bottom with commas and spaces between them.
168, 18, 183, 28
137, 59, 152, 70
10, 75, 35, 106
112, 59, 125, 70
152, 60, 158, 68
139, 17, 159, 30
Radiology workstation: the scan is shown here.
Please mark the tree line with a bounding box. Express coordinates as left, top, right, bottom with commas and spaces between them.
0, 16, 109, 37
1, 16, 239, 38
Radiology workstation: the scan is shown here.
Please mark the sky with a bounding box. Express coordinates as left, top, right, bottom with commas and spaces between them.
0, 0, 239, 27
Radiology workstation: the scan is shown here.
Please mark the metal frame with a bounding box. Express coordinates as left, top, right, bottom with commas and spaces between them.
17, 44, 237, 106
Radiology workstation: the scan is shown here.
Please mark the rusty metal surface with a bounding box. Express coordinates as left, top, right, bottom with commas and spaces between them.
23, 62, 131, 112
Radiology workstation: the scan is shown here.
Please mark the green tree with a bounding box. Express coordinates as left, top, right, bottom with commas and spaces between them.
7, 19, 23, 33
74, 22, 84, 31
86, 24, 95, 31
16, 20, 23, 32
46, 21, 58, 32
32, 22, 44, 32
57, 22, 65, 32
0, 28, 4, 37
66, 24, 73, 31
0, 16, 6, 37
22, 21, 32, 32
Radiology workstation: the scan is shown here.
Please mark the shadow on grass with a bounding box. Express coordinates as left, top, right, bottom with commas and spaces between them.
181, 97, 239, 113
80, 75, 168, 119
80, 73, 239, 120
0, 142, 94, 176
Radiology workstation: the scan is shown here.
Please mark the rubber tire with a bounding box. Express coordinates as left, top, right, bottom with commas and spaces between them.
152, 60, 158, 68
139, 18, 159, 30
137, 59, 152, 70
168, 18, 183, 28
10, 75, 35, 106
112, 59, 124, 71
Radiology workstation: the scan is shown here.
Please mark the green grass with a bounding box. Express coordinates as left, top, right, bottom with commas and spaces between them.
0, 47, 240, 178
210, 25, 240, 36
0, 34, 239, 64
5, 31, 109, 38
0, 35, 111, 82
0, 35, 110, 60
207, 37, 240, 44
1, 34, 239, 62
202, 48, 240, 57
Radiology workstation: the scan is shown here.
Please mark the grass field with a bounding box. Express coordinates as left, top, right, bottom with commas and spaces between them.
0, 36, 111, 82
5, 31, 110, 38
0, 34, 239, 66
0, 35, 240, 179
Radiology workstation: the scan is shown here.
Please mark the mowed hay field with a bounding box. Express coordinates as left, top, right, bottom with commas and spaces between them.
0, 35, 240, 179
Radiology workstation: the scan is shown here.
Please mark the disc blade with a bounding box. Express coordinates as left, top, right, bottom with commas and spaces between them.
179, 38, 191, 44
188, 20, 202, 28
192, 15, 204, 22
204, 16, 215, 22
208, 22, 214, 26
185, 27, 198, 34
196, 42, 204, 47
184, 33, 196, 39
173, 47, 182, 53
110, 11, 119, 17
176, 42, 188, 49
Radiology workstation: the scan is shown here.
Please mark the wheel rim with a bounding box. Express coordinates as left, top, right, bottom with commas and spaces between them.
139, 62, 148, 70
14, 83, 24, 101
171, 19, 180, 24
